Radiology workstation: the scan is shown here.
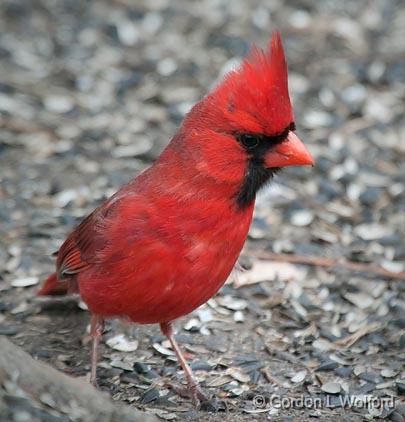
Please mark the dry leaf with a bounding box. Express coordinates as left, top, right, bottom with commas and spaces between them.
233, 260, 305, 288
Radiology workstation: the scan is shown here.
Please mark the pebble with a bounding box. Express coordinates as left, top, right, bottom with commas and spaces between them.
110, 358, 133, 371
106, 334, 138, 352
381, 369, 398, 378
0, 325, 18, 336
54, 188, 86, 207
376, 381, 395, 390
316, 361, 339, 372
290, 210, 314, 227
368, 61, 385, 83
289, 10, 312, 29
365, 97, 392, 122
359, 186, 380, 206
116, 21, 139, 46
319, 88, 335, 108
381, 260, 404, 273
196, 308, 213, 323
313, 339, 335, 352
152, 342, 175, 356
40, 393, 56, 408
334, 367, 352, 378
302, 110, 334, 128
183, 318, 201, 331
11, 276, 39, 287
226, 368, 251, 383
140, 388, 160, 404
112, 138, 153, 158
157, 58, 178, 76
43, 95, 74, 114
78, 300, 88, 310
251, 7, 270, 29
291, 370, 307, 383
343, 292, 374, 309
358, 372, 381, 383
217, 296, 248, 311
190, 360, 213, 371
396, 380, 405, 395
353, 365, 366, 376
355, 224, 393, 241
142, 12, 163, 35
10, 302, 29, 314
341, 84, 367, 105
249, 217, 269, 239
233, 310, 245, 323
150, 410, 177, 421
357, 382, 377, 394
321, 382, 342, 394
132, 362, 149, 374
289, 72, 310, 95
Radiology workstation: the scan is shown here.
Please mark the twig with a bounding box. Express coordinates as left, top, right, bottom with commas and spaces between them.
334, 322, 382, 348
253, 251, 405, 281
0, 337, 157, 422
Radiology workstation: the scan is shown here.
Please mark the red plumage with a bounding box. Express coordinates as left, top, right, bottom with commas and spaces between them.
38, 273, 69, 296
37, 32, 314, 405
56, 169, 253, 323
210, 32, 293, 136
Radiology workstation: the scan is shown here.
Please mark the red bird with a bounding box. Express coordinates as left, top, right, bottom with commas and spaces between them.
38, 33, 314, 405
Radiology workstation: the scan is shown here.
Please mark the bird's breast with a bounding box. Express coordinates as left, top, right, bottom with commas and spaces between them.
78, 195, 254, 324
150, 200, 254, 319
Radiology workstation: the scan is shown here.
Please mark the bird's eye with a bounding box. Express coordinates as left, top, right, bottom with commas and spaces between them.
239, 134, 261, 149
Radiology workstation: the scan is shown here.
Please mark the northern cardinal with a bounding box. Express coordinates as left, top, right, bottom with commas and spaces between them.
38, 32, 313, 405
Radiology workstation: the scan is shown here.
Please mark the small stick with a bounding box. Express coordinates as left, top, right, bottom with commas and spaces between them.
252, 251, 405, 281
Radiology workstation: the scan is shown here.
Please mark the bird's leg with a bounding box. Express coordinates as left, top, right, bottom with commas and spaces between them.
160, 321, 209, 407
89, 313, 104, 387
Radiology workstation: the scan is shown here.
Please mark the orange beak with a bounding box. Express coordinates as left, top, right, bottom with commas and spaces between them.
264, 132, 314, 168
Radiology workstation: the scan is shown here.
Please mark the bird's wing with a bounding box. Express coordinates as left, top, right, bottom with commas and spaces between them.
56, 212, 103, 278
55, 193, 130, 279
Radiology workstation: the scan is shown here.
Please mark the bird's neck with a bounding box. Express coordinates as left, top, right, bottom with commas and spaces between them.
148, 134, 249, 210
150, 129, 279, 214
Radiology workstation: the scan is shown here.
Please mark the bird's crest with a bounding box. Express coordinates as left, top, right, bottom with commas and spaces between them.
208, 32, 294, 136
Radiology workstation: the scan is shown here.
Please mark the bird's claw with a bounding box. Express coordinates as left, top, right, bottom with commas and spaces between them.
90, 376, 99, 389
170, 382, 209, 408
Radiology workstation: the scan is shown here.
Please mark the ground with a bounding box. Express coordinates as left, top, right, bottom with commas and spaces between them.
0, 0, 404, 421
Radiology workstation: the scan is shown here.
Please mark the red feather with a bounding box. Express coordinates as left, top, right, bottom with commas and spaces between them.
197, 31, 293, 137
37, 33, 314, 401
38, 33, 311, 325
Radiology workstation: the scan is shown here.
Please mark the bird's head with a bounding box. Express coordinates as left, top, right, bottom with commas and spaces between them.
180, 32, 314, 208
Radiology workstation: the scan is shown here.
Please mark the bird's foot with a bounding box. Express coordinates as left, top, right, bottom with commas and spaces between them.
171, 381, 209, 408
89, 375, 99, 389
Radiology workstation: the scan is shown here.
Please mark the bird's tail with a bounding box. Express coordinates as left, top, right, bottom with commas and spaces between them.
37, 272, 69, 296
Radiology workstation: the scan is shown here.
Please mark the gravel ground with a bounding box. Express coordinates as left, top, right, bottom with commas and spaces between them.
0, 0, 404, 421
